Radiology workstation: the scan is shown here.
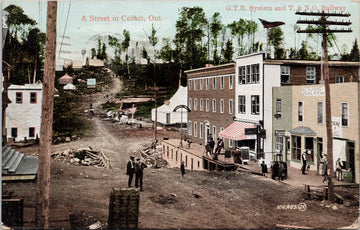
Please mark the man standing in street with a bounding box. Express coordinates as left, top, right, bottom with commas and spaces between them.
126, 156, 135, 187
180, 161, 185, 177
301, 151, 307, 175
135, 157, 147, 191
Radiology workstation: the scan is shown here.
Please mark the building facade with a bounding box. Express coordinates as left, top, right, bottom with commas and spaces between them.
6, 83, 43, 141
185, 63, 235, 148
273, 83, 359, 183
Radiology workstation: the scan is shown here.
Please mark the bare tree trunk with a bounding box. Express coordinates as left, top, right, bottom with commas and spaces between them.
35, 1, 57, 228
33, 58, 37, 83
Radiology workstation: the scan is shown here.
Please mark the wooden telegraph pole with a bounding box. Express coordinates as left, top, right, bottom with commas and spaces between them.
296, 11, 352, 202
35, 1, 57, 228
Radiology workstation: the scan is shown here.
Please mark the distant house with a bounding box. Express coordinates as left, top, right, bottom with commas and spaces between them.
63, 83, 76, 91
6, 83, 42, 142
72, 61, 84, 70
89, 59, 105, 67
58, 73, 73, 85
151, 86, 188, 125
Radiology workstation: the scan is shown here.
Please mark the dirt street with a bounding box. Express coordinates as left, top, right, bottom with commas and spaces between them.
3, 77, 359, 229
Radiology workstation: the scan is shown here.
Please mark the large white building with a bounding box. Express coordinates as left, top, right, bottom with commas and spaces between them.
6, 83, 43, 141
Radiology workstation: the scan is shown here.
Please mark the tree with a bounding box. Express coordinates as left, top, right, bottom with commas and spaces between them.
210, 12, 223, 64
3, 4, 36, 39
228, 19, 247, 55
246, 20, 258, 53
91, 48, 96, 59
297, 41, 310, 59
223, 39, 234, 63
108, 35, 122, 63
174, 6, 208, 69
349, 39, 360, 61
159, 37, 173, 63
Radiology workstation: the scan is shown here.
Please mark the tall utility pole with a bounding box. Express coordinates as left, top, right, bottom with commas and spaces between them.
35, 1, 57, 228
296, 11, 352, 202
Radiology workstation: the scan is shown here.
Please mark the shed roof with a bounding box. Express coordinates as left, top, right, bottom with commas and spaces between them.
289, 126, 316, 136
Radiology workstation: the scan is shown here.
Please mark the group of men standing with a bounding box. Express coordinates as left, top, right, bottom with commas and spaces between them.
206, 138, 224, 160
126, 156, 147, 191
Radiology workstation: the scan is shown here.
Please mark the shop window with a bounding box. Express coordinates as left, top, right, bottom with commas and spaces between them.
292, 135, 301, 161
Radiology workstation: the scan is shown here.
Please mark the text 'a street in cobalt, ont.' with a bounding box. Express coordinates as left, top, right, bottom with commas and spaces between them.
226, 4, 347, 13
81, 15, 162, 22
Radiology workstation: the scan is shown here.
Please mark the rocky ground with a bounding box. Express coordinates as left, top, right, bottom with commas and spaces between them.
3, 77, 359, 229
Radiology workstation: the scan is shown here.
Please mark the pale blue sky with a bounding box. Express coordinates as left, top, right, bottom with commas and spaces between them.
2, 0, 359, 62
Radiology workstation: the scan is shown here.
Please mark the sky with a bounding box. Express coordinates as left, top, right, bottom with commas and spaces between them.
2, 0, 359, 63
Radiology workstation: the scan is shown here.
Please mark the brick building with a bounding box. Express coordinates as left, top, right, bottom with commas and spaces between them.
185, 63, 235, 148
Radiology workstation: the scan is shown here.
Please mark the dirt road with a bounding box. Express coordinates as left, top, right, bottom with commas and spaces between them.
3, 77, 359, 229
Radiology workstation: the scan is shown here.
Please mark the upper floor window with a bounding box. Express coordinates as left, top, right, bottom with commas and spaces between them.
206, 78, 210, 90
238, 95, 246, 114
341, 102, 349, 126
30, 92, 37, 104
200, 98, 204, 111
229, 75, 233, 89
200, 123, 204, 139
318, 101, 324, 124
220, 99, 224, 113
251, 95, 260, 115
246, 65, 251, 83
276, 99, 282, 118
200, 79, 204, 90
336, 76, 344, 83
16, 92, 23, 104
298, 101, 304, 122
229, 99, 233, 115
239, 66, 246, 84
194, 122, 198, 137
206, 98, 210, 112
188, 98, 192, 110
306, 67, 316, 84
188, 121, 192, 135
189, 80, 193, 90
281, 66, 290, 84
221, 76, 225, 89
212, 99, 216, 112
194, 98, 198, 111
252, 64, 260, 83
194, 79, 198, 90
213, 77, 217, 90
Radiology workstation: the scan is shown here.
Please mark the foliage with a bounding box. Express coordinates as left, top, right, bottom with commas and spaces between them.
53, 92, 92, 138
223, 39, 234, 63
349, 39, 359, 61
101, 101, 120, 111
159, 37, 173, 63
269, 27, 284, 47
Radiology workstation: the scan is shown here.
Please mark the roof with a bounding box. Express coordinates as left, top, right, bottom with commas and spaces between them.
58, 73, 73, 84
155, 86, 188, 113
289, 126, 316, 136
264, 59, 360, 67
89, 59, 105, 67
218, 122, 256, 140
63, 83, 76, 90
8, 83, 43, 90
117, 97, 155, 104
184, 63, 235, 74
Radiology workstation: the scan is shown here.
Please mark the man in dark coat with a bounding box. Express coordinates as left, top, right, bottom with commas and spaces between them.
135, 158, 147, 191
215, 138, 224, 155
126, 156, 135, 187
301, 151, 307, 175
180, 161, 185, 177
209, 138, 215, 155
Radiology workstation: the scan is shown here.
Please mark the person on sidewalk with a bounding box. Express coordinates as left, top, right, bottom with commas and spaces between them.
322, 154, 329, 182
135, 157, 147, 191
261, 161, 267, 176
126, 156, 135, 187
301, 151, 307, 175
335, 158, 344, 181
209, 138, 215, 155
180, 161, 185, 177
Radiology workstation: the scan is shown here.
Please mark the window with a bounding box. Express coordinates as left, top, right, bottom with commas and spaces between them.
317, 101, 324, 124
275, 135, 283, 152
306, 66, 316, 84
238, 95, 246, 114
251, 95, 260, 115
29, 127, 35, 138
298, 101, 304, 122
200, 98, 204, 111
213, 77, 217, 89
341, 102, 349, 126
229, 75, 233, 89
229, 99, 233, 114
220, 99, 224, 113
206, 78, 210, 90
30, 92, 37, 104
206, 98, 210, 112
188, 98, 192, 110
252, 64, 260, 83
221, 76, 225, 89
239, 66, 246, 84
189, 80, 192, 90
200, 123, 203, 139
305, 137, 314, 162
229, 138, 233, 147
194, 79, 198, 90
246, 65, 251, 83
189, 121, 192, 135
336, 76, 344, 83
200, 79, 204, 90
194, 98, 198, 111
281, 66, 290, 84
213, 126, 217, 139
292, 135, 301, 160
194, 122, 198, 137
212, 99, 216, 112
276, 99, 282, 118
16, 92, 23, 103
11, 128, 17, 138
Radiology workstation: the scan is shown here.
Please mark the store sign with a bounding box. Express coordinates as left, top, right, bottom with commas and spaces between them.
302, 87, 325, 96
332, 117, 342, 138
87, 78, 96, 88
275, 130, 285, 136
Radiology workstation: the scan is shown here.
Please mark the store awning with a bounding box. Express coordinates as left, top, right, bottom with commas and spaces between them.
218, 122, 256, 140
289, 126, 316, 136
